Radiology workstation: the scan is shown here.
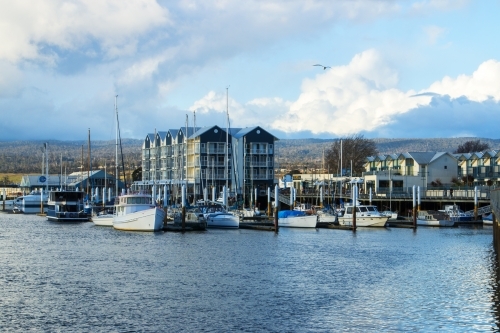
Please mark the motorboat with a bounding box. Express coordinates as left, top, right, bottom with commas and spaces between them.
113, 192, 166, 231
337, 202, 389, 227
199, 201, 239, 229
13, 190, 48, 214
439, 205, 473, 222
46, 190, 89, 222
381, 211, 398, 219
92, 209, 115, 226
278, 210, 317, 228
417, 210, 455, 227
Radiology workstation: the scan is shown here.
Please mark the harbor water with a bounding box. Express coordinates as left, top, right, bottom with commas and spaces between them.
1, 213, 499, 332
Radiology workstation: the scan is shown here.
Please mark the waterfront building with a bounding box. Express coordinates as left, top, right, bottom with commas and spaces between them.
363, 151, 499, 196
136, 125, 278, 205
19, 170, 125, 195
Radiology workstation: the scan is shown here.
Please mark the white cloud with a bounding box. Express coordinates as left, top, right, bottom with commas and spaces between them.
424, 25, 446, 45
0, 0, 169, 63
271, 49, 432, 136
426, 60, 500, 102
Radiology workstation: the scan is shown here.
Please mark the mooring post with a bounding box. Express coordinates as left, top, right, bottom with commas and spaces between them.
352, 184, 357, 232
181, 184, 186, 231
474, 186, 478, 221
274, 185, 279, 233
2, 188, 5, 211
267, 187, 271, 217
412, 185, 417, 229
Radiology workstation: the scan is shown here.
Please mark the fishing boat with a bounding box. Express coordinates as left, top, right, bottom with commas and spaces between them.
278, 210, 317, 228
113, 192, 166, 231
337, 202, 389, 227
417, 210, 455, 227
46, 190, 89, 222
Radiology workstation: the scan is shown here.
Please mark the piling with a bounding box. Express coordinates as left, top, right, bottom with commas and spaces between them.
2, 188, 5, 211
182, 206, 186, 231
412, 185, 417, 229
274, 207, 279, 233
352, 184, 357, 232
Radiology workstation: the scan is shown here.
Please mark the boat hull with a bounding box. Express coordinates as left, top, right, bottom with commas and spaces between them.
278, 215, 317, 228
416, 219, 455, 227
47, 210, 89, 222
206, 213, 240, 229
92, 214, 114, 226
338, 216, 388, 227
113, 207, 165, 231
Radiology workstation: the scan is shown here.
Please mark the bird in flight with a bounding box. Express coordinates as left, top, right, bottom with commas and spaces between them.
313, 64, 331, 70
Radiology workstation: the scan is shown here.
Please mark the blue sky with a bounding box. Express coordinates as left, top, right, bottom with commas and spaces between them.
1, 0, 499, 141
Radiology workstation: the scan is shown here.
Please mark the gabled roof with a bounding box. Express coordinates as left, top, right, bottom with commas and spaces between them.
190, 125, 224, 138
232, 126, 279, 140
397, 152, 436, 164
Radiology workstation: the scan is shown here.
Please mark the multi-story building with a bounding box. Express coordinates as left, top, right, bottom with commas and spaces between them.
363, 151, 499, 195
137, 125, 278, 205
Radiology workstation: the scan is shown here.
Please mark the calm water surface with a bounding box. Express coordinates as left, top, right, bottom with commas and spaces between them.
0, 213, 499, 332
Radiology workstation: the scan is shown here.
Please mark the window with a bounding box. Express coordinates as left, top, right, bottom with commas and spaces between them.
444, 166, 447, 169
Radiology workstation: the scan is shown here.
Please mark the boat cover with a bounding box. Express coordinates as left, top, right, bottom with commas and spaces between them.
278, 210, 306, 218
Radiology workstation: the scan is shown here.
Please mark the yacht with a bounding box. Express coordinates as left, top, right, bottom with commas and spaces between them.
13, 190, 48, 214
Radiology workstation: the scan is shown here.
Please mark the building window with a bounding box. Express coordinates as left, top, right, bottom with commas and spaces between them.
444, 166, 447, 169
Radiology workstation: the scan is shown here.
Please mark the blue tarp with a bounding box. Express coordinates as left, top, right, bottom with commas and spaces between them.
278, 210, 306, 218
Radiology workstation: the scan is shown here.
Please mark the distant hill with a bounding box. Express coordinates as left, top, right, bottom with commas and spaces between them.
0, 137, 498, 173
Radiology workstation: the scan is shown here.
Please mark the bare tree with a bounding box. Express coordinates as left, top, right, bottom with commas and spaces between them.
454, 140, 490, 153
325, 134, 378, 177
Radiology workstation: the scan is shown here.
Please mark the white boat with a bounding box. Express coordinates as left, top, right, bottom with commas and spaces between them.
439, 205, 473, 222
92, 209, 115, 226
417, 210, 455, 227
337, 203, 389, 227
113, 193, 166, 231
200, 202, 239, 229
316, 208, 338, 223
13, 190, 48, 214
47, 190, 89, 222
381, 211, 398, 219
278, 210, 317, 228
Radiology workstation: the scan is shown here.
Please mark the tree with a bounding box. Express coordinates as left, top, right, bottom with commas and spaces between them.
454, 140, 490, 153
324, 134, 378, 177
132, 167, 142, 181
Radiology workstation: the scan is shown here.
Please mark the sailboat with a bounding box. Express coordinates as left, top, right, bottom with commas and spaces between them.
204, 87, 239, 229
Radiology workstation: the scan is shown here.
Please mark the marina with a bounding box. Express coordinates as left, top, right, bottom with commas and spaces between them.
0, 211, 498, 332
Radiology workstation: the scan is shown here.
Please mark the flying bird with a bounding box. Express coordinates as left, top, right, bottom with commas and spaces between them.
313, 64, 331, 70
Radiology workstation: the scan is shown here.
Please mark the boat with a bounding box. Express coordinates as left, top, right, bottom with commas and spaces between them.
439, 204, 473, 222
337, 202, 389, 227
113, 192, 166, 231
92, 205, 115, 226
482, 213, 493, 225
46, 190, 89, 222
199, 201, 240, 229
13, 190, 48, 214
417, 210, 455, 227
278, 210, 317, 228
381, 211, 398, 219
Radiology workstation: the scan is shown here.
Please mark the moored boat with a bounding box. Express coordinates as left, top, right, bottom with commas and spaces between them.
113, 193, 165, 231
417, 210, 455, 227
199, 201, 239, 229
337, 203, 389, 227
47, 190, 89, 222
13, 190, 48, 214
278, 210, 317, 228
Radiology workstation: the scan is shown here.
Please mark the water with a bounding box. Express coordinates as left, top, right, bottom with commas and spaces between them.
0, 213, 499, 332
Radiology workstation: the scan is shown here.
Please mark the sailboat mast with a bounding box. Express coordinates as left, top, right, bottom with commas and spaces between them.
87, 128, 90, 196
115, 95, 118, 197
225, 87, 229, 193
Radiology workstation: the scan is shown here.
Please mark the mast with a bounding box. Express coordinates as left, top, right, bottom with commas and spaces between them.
115, 95, 118, 196
45, 143, 48, 193
225, 87, 229, 198
87, 129, 90, 196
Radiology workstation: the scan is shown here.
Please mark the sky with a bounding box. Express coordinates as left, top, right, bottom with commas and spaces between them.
1, 0, 499, 142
